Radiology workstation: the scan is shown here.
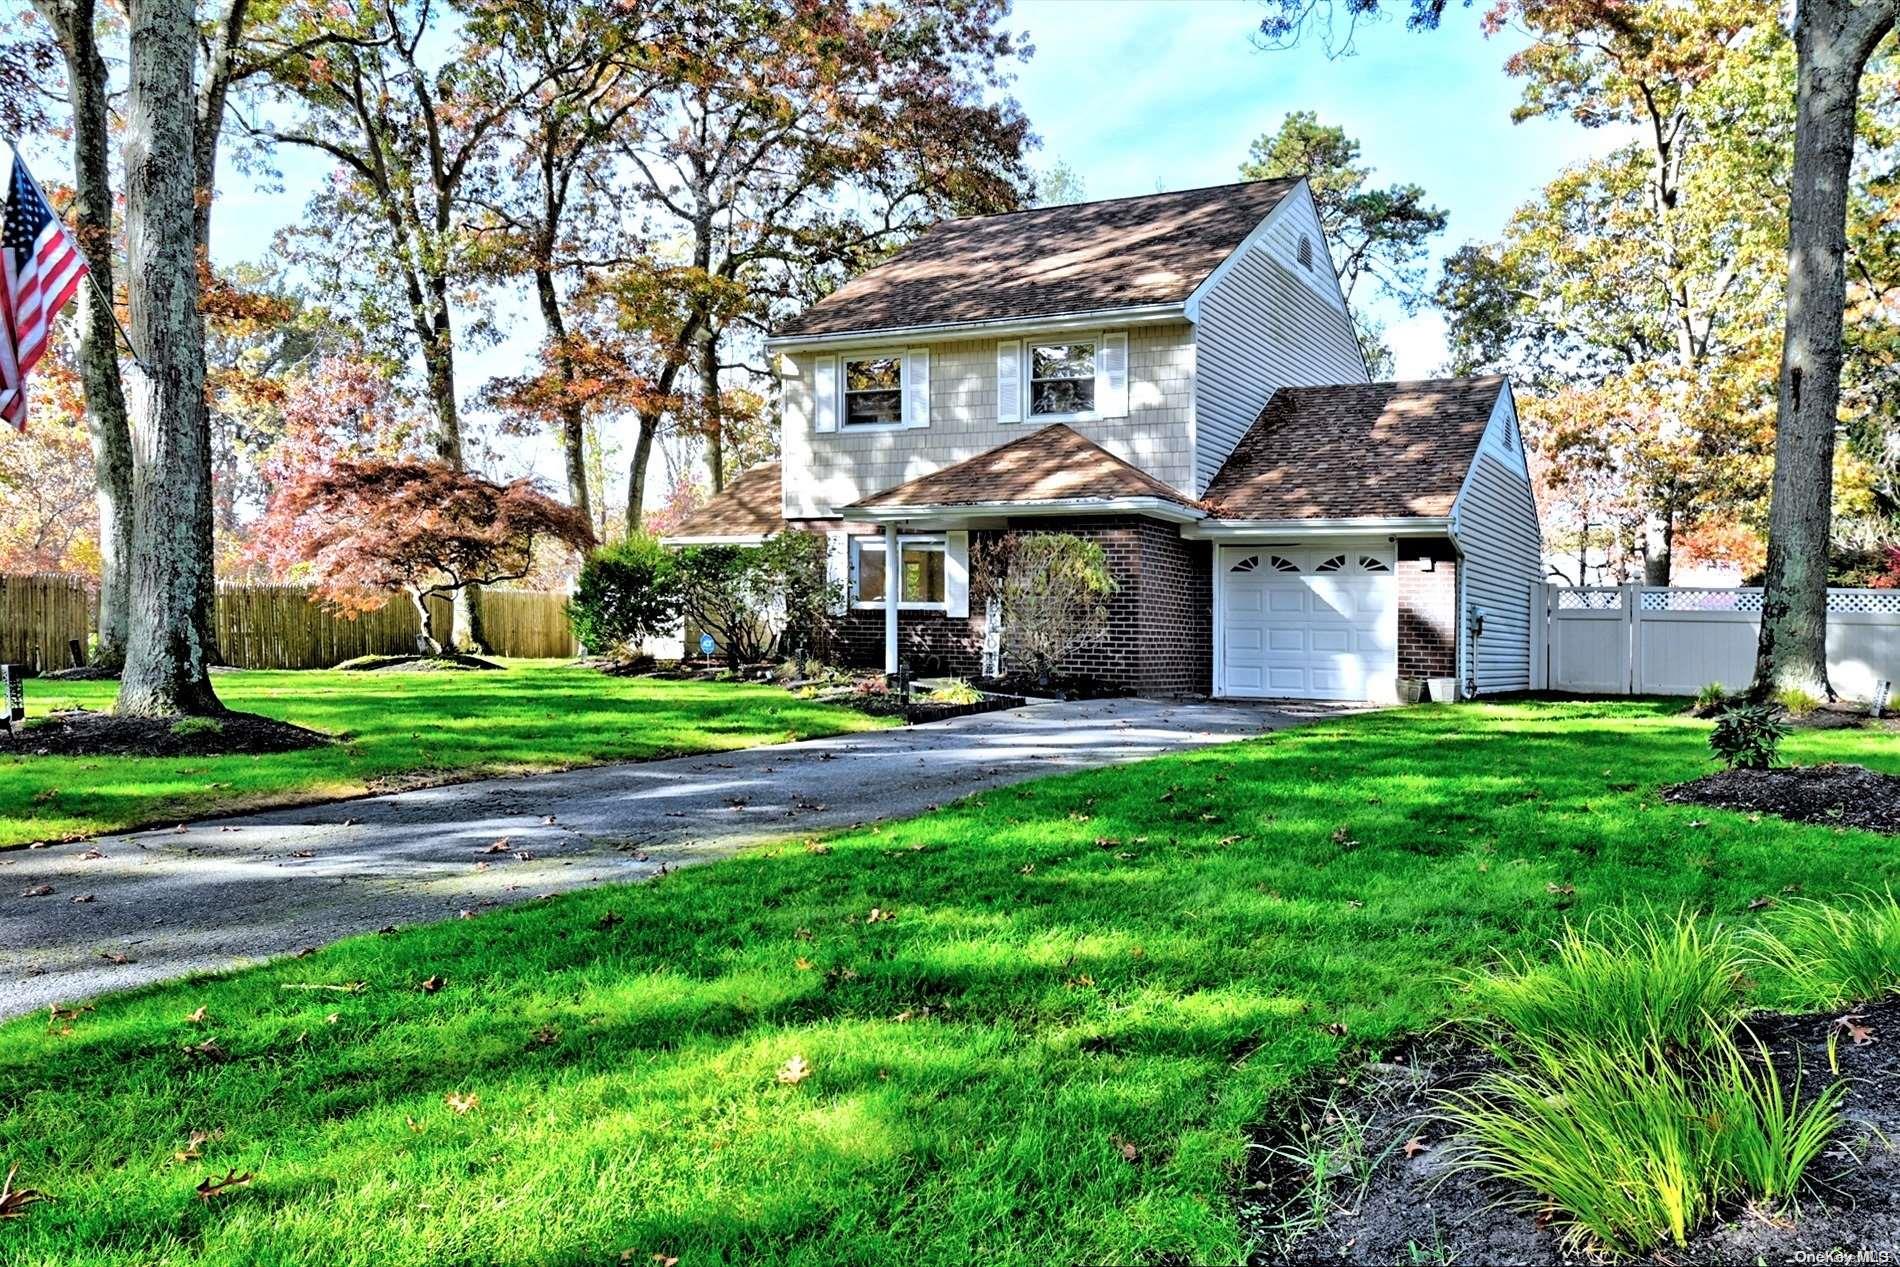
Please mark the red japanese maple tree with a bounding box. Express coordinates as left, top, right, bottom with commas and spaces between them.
254, 458, 595, 653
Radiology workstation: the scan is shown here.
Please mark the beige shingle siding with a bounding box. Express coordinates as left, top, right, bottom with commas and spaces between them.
1192, 191, 1368, 495
780, 324, 1198, 518
1453, 391, 1543, 694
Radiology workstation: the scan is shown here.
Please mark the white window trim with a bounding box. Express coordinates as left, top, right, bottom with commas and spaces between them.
839, 347, 921, 431
851, 534, 948, 610
1021, 335, 1101, 424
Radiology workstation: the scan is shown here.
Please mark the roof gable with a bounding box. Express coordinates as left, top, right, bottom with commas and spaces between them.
1203, 377, 1507, 521
778, 180, 1302, 340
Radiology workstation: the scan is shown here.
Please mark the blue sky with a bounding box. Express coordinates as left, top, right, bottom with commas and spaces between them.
196, 0, 1620, 492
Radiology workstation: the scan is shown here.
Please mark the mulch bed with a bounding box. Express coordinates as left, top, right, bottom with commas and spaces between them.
332, 653, 503, 673
1244, 996, 1900, 1265
4, 709, 331, 758
1664, 763, 1900, 835
967, 673, 1130, 701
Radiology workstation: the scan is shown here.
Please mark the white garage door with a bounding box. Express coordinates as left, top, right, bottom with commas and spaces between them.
1218, 546, 1398, 701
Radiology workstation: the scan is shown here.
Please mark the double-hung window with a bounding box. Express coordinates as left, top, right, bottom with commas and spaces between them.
842, 354, 904, 427
1027, 341, 1096, 418
853, 535, 946, 609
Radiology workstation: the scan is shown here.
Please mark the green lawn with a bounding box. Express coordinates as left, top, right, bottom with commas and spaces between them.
4, 701, 1897, 1266
0, 664, 890, 847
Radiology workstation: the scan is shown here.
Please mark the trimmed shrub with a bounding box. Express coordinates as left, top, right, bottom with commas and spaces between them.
1708, 704, 1788, 770
568, 534, 680, 656
972, 532, 1118, 685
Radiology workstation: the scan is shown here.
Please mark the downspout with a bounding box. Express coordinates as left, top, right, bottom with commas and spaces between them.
884, 522, 900, 677
1448, 516, 1473, 700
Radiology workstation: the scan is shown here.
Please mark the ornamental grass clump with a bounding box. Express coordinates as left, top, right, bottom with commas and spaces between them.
1443, 911, 1842, 1256
1748, 891, 1900, 1010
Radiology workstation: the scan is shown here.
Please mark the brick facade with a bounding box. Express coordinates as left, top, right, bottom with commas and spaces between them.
1396, 539, 1458, 679
829, 515, 1212, 695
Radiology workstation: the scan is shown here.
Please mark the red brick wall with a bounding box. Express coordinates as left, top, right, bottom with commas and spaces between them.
1396, 539, 1458, 679
827, 517, 1212, 694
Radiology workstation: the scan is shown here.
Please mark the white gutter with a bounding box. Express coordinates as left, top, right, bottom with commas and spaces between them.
842, 496, 1207, 526
763, 302, 1189, 354
1182, 516, 1450, 540
659, 533, 771, 547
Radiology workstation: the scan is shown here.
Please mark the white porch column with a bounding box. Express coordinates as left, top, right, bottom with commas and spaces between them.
883, 522, 901, 675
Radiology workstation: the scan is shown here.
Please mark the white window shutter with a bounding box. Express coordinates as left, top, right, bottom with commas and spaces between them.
905, 347, 930, 428
1097, 331, 1128, 418
826, 531, 850, 614
996, 340, 1022, 423
945, 531, 969, 618
813, 356, 838, 432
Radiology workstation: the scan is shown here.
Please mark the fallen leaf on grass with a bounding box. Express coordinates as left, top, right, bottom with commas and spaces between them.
805, 842, 831, 855
173, 1130, 214, 1163
444, 1092, 479, 1115
46, 1003, 92, 1023
479, 839, 512, 855
418, 975, 446, 994
324, 1013, 340, 1025
527, 1025, 559, 1048
70, 894, 95, 904
20, 885, 53, 898
404, 1116, 426, 1134
777, 1055, 812, 1085
99, 951, 135, 965
1112, 1135, 1141, 1163
1402, 1136, 1432, 1158
1546, 882, 1576, 896
194, 1169, 253, 1200
0, 1164, 48, 1220
1747, 896, 1777, 911
593, 911, 624, 930
794, 957, 815, 971
182, 1039, 228, 1063
1319, 1021, 1349, 1038
184, 1006, 208, 1024
281, 981, 365, 994
866, 907, 894, 923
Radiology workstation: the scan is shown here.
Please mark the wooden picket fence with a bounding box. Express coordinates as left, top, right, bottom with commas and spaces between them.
0, 573, 578, 671
0, 573, 93, 672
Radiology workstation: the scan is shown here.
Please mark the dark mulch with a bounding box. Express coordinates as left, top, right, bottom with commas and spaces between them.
1244, 997, 1900, 1265
1664, 763, 1900, 835
968, 673, 1130, 701
333, 653, 503, 673
5, 709, 331, 757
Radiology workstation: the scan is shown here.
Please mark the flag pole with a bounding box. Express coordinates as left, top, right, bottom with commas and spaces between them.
3, 136, 147, 372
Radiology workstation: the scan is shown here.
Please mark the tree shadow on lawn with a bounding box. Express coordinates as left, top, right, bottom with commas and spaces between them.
6, 700, 1898, 1265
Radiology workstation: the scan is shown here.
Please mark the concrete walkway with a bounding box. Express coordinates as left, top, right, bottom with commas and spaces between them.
0, 697, 1353, 1019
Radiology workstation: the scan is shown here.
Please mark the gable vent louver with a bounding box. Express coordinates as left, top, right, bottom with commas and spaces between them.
1297, 234, 1314, 271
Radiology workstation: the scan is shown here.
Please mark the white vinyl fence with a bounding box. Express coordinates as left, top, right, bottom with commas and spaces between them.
1532, 583, 1900, 701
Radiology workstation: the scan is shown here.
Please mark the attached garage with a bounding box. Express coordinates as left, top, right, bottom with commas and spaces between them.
1215, 545, 1398, 701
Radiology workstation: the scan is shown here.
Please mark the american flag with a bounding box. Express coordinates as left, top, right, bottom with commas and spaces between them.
2, 153, 90, 431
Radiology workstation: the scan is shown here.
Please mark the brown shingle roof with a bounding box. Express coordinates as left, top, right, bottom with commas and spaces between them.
664, 462, 785, 539
779, 180, 1303, 339
849, 425, 1198, 513
1203, 377, 1507, 520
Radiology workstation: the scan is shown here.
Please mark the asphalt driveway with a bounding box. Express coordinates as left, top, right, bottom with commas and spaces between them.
1, 697, 1356, 1019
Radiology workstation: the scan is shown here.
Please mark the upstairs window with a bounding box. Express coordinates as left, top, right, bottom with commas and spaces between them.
843, 354, 903, 426
1028, 341, 1095, 417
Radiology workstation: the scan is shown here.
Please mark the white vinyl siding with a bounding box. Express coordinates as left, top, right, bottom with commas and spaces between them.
1451, 389, 1543, 695
1191, 188, 1367, 494
781, 324, 1196, 519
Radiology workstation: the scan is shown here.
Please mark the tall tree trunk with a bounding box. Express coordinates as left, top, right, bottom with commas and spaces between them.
36, 0, 135, 670
417, 298, 487, 652
625, 413, 658, 533
1751, 0, 1893, 700
534, 268, 591, 524
115, 0, 223, 717
699, 327, 723, 492
1642, 506, 1673, 586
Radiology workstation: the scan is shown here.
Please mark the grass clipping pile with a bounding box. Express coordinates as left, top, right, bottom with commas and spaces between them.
9, 710, 330, 758
1249, 899, 1900, 1264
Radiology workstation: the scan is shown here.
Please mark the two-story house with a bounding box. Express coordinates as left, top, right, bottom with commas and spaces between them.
666, 179, 1542, 701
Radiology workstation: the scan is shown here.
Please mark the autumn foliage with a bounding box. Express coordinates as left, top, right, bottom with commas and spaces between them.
253, 459, 595, 652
